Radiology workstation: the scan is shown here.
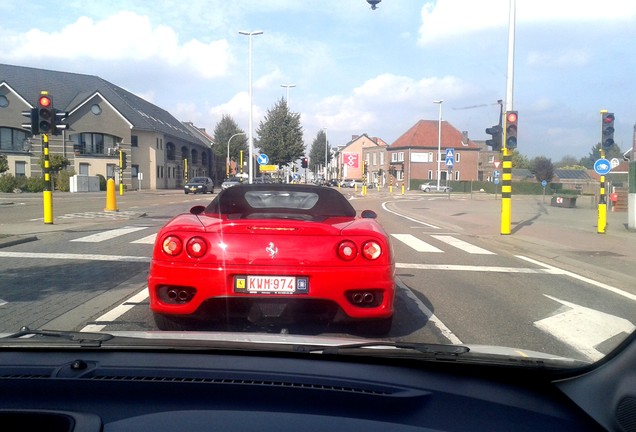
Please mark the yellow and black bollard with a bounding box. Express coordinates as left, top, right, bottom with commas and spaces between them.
42, 134, 53, 224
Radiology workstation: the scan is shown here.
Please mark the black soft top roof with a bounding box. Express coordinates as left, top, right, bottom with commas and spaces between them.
205, 184, 356, 218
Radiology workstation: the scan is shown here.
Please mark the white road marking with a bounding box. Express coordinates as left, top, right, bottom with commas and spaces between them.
430, 235, 495, 255
396, 262, 559, 273
397, 279, 463, 345
516, 255, 636, 303
132, 233, 157, 244
534, 295, 636, 362
0, 251, 150, 262
71, 226, 149, 243
81, 289, 150, 332
382, 201, 440, 228
391, 234, 443, 253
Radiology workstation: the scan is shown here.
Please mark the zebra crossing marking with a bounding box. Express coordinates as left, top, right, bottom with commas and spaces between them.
131, 233, 157, 244
71, 226, 149, 243
430, 235, 495, 255
391, 234, 443, 253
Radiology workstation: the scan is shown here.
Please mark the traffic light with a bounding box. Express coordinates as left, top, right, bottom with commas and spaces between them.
301, 157, 308, 168
52, 109, 69, 136
601, 112, 615, 148
504, 111, 518, 149
485, 124, 502, 151
120, 150, 127, 169
363, 161, 368, 174
21, 108, 39, 135
38, 92, 53, 134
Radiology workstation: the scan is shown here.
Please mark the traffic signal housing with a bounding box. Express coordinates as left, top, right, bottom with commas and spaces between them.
38, 93, 53, 134
601, 112, 615, 148
485, 124, 502, 151
301, 157, 308, 168
504, 111, 518, 149
21, 108, 39, 135
52, 109, 69, 136
119, 150, 127, 169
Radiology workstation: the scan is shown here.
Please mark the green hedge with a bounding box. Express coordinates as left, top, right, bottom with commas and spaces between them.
409, 179, 583, 196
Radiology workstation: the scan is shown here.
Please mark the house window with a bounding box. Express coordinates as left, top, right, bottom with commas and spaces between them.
106, 164, 116, 178
79, 163, 89, 176
15, 161, 26, 177
455, 153, 461, 163
372, 153, 377, 166
455, 170, 460, 180
166, 143, 175, 160
131, 164, 139, 178
428, 152, 433, 162
398, 152, 404, 162
391, 153, 398, 163
71, 133, 117, 155
380, 152, 384, 165
131, 135, 138, 147
428, 170, 433, 180
0, 127, 29, 151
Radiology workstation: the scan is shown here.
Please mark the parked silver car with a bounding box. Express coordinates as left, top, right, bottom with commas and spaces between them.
420, 182, 452, 193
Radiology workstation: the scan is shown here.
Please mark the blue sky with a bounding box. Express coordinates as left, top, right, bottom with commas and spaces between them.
1, 0, 635, 160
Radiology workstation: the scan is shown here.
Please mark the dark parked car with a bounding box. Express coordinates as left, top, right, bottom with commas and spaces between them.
184, 177, 214, 194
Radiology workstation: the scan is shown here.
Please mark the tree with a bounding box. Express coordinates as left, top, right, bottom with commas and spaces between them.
308, 129, 331, 175
256, 98, 304, 168
39, 154, 70, 174
579, 142, 623, 169
554, 155, 579, 168
531, 156, 554, 183
212, 114, 247, 178
0, 154, 8, 174
511, 151, 531, 169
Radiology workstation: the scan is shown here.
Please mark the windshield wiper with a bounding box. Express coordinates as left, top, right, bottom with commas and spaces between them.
1, 327, 114, 347
293, 341, 470, 358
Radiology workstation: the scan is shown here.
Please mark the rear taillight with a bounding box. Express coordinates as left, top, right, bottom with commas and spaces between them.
162, 235, 183, 256
362, 241, 382, 260
186, 236, 208, 258
337, 240, 358, 261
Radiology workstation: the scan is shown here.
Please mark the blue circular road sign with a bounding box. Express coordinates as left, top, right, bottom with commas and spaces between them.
594, 158, 611, 175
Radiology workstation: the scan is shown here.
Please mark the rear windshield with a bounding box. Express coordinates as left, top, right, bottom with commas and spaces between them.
205, 184, 356, 219
244, 191, 319, 210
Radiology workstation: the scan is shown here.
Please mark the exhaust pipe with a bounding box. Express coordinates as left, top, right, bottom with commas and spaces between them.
363, 293, 375, 304
177, 290, 190, 302
352, 293, 364, 304
168, 290, 178, 300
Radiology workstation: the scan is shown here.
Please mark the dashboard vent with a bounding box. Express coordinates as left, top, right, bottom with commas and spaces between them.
617, 396, 636, 432
89, 375, 393, 395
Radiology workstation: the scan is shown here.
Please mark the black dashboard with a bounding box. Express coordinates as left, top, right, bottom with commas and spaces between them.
0, 348, 613, 431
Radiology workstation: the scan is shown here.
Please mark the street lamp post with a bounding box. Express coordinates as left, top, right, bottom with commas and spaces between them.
239, 30, 263, 184
323, 128, 328, 181
433, 100, 443, 190
227, 132, 246, 178
280, 84, 296, 106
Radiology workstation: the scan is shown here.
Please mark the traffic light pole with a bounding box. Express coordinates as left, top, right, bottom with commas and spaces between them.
597, 150, 607, 234
42, 133, 53, 224
500, 147, 512, 235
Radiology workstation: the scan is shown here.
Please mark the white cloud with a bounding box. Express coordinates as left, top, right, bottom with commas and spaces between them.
526, 49, 590, 68
303, 73, 479, 145
418, 0, 636, 45
3, 11, 230, 79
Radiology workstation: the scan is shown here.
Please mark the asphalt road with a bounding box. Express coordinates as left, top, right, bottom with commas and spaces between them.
0, 188, 634, 362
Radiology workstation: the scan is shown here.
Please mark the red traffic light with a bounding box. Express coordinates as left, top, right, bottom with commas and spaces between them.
39, 95, 52, 107
603, 113, 615, 123
506, 112, 517, 123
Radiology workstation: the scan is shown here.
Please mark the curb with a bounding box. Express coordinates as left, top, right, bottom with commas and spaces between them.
0, 235, 38, 249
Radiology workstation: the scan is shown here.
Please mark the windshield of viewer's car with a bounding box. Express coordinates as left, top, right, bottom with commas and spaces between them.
0, 0, 634, 368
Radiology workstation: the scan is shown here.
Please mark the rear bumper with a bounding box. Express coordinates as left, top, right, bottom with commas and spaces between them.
148, 261, 395, 320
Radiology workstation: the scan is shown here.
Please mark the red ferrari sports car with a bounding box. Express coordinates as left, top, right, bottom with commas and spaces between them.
148, 183, 395, 334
